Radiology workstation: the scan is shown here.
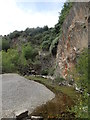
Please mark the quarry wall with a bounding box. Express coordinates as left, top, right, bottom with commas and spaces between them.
55, 2, 88, 79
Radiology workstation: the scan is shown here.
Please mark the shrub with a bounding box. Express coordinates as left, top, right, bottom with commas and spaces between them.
2, 38, 10, 51
41, 69, 49, 76
2, 49, 18, 73
55, 76, 65, 83
73, 48, 88, 92
49, 67, 55, 76
33, 60, 41, 74
9, 30, 21, 39
23, 44, 38, 61
41, 40, 51, 51
2, 48, 27, 74
55, 2, 72, 34
17, 51, 27, 74
69, 48, 88, 118
0, 37, 2, 51
49, 36, 59, 56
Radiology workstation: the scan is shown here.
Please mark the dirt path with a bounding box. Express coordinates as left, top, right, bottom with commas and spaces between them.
2, 74, 55, 118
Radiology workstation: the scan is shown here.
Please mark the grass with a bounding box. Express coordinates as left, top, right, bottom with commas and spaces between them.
25, 75, 80, 119
26, 75, 79, 102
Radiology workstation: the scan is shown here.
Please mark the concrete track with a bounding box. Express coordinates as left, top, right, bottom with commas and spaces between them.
2, 74, 55, 118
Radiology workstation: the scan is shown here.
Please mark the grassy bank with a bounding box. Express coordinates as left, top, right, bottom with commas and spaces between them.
26, 75, 79, 102
26, 75, 80, 119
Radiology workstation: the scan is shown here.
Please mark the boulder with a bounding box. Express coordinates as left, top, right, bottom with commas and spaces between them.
59, 80, 68, 86
14, 109, 28, 120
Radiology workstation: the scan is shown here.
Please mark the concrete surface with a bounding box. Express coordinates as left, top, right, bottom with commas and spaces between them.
2, 74, 55, 118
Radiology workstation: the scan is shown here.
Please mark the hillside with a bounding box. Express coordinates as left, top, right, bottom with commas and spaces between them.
1, 26, 56, 75
0, 1, 89, 119
1, 2, 73, 76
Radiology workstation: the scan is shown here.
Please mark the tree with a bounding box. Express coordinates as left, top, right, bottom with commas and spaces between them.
2, 38, 10, 51
41, 40, 51, 51
55, 2, 72, 34
9, 30, 21, 39
2, 49, 19, 73
43, 25, 48, 31
49, 36, 59, 56
23, 44, 38, 61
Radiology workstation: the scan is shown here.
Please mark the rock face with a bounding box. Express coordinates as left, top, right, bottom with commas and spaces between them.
55, 2, 88, 79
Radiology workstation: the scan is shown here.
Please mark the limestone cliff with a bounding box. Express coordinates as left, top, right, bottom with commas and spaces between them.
55, 2, 88, 79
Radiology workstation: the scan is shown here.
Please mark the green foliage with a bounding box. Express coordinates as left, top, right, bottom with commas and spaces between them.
43, 25, 48, 31
59, 2, 72, 25
69, 95, 88, 118
27, 75, 78, 100
2, 43, 39, 74
2, 49, 19, 73
49, 36, 59, 56
23, 43, 38, 61
41, 69, 49, 75
33, 60, 41, 72
2, 38, 10, 51
41, 40, 51, 51
0, 39, 1, 48
73, 49, 88, 92
9, 30, 21, 39
2, 48, 28, 74
55, 76, 65, 83
33, 34, 43, 44
1, 1, 73, 75
25, 26, 48, 36
41, 29, 56, 51
55, 2, 72, 34
17, 58, 27, 75
0, 51, 2, 73
49, 67, 55, 76
70, 48, 88, 118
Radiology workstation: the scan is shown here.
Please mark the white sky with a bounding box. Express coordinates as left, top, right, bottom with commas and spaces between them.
0, 0, 65, 36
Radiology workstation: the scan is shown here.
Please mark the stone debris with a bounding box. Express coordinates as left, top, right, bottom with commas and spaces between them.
31, 116, 43, 120
42, 75, 55, 80
14, 109, 28, 120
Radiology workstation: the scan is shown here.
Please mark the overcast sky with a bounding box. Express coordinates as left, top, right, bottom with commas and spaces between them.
0, 0, 65, 36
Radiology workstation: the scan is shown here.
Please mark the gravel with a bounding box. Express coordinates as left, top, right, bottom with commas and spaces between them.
2, 74, 55, 118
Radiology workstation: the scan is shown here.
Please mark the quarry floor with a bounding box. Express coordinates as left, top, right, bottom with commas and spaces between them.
1, 73, 55, 118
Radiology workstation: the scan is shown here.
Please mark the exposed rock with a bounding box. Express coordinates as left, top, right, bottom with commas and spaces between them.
31, 116, 43, 120
42, 75, 55, 80
55, 2, 88, 79
59, 80, 68, 86
14, 109, 28, 120
74, 84, 84, 93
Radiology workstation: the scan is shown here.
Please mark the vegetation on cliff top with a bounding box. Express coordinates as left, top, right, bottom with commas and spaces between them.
1, 1, 72, 75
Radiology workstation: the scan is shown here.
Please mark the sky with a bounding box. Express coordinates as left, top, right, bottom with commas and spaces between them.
0, 0, 65, 36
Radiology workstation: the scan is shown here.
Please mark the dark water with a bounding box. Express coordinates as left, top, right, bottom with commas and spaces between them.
30, 93, 75, 119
